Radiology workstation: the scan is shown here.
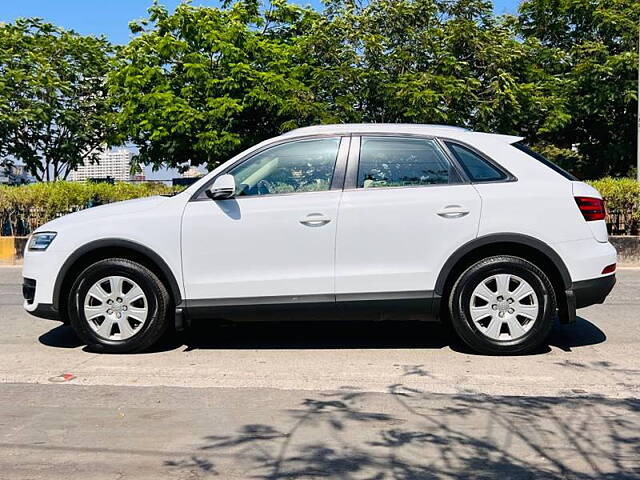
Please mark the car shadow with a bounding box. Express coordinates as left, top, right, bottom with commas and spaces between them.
449, 316, 607, 356
38, 316, 607, 355
38, 323, 84, 348
548, 316, 607, 351
178, 320, 452, 351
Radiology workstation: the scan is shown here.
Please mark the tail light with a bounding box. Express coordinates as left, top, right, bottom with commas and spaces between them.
574, 196, 606, 221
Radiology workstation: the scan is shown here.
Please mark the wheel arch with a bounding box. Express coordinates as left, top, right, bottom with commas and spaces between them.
53, 239, 182, 313
435, 234, 571, 302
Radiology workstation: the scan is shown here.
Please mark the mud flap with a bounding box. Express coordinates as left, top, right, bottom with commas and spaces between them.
558, 289, 576, 324
174, 306, 190, 331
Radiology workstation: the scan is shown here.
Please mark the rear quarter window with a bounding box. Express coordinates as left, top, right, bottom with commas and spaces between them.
445, 142, 507, 182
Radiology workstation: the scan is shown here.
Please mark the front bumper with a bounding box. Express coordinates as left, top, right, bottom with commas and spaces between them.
26, 303, 60, 321
572, 274, 616, 309
22, 247, 67, 320
22, 277, 61, 320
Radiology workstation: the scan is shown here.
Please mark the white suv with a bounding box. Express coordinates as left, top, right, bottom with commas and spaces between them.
23, 124, 617, 355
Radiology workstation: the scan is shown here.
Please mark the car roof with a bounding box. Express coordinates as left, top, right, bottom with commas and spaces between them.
280, 123, 523, 143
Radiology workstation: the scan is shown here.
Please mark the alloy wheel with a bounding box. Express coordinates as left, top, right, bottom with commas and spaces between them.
83, 275, 149, 340
469, 273, 539, 341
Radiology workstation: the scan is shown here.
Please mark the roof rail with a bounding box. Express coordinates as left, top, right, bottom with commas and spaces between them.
281, 123, 471, 136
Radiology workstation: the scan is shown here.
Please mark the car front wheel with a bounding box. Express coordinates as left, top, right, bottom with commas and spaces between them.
448, 255, 556, 355
67, 258, 171, 353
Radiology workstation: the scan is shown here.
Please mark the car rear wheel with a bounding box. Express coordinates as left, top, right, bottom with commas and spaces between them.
448, 255, 556, 355
67, 258, 171, 353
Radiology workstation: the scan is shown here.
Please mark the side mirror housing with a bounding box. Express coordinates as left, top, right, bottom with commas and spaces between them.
206, 174, 236, 200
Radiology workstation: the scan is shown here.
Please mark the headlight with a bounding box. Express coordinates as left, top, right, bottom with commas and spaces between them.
28, 232, 57, 251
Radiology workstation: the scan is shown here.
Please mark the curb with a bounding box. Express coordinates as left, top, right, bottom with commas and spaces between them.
609, 236, 640, 266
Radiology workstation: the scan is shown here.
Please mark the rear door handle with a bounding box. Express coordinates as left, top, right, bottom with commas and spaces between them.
300, 213, 331, 227
437, 205, 470, 219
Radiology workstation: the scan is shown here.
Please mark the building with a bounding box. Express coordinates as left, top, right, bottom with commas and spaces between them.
0, 162, 31, 185
171, 166, 204, 187
70, 148, 134, 182
182, 166, 204, 179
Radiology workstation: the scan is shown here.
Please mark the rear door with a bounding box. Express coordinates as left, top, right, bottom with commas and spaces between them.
334, 135, 482, 298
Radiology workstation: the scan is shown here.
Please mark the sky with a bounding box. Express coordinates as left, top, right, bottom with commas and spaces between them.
0, 0, 522, 45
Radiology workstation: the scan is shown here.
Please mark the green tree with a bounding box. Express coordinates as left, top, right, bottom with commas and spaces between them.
517, 0, 640, 178
108, 0, 639, 179
0, 19, 115, 181
294, 0, 572, 158
108, 0, 328, 171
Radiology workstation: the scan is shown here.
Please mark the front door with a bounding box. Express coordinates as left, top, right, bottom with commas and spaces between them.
181, 137, 346, 303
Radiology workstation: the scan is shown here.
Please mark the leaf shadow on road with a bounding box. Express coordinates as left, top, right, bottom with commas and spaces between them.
163, 384, 640, 479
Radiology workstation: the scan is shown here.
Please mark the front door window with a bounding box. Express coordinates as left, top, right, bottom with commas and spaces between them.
228, 138, 340, 196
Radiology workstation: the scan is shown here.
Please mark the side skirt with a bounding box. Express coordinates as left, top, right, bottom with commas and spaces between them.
183, 291, 441, 322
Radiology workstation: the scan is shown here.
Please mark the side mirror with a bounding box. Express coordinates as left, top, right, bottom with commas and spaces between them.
206, 174, 236, 200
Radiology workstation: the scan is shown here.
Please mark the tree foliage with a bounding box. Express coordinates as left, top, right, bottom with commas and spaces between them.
304, 0, 557, 132
517, 0, 640, 178
2, 0, 639, 178
111, 0, 639, 177
113, 0, 555, 171
108, 0, 328, 170
0, 19, 115, 181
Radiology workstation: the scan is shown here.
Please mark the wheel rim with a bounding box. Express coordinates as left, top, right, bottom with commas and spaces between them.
83, 276, 149, 341
469, 273, 539, 341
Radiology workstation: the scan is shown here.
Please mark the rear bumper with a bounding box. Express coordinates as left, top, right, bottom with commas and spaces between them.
559, 274, 615, 324
552, 238, 616, 282
572, 274, 616, 309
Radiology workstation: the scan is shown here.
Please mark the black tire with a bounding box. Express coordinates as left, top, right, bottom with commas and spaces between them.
448, 255, 556, 355
67, 258, 171, 353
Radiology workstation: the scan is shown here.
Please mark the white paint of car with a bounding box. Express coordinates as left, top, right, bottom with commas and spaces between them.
334, 184, 481, 295
181, 190, 342, 299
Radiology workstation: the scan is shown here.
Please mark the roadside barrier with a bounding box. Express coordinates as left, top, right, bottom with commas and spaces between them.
0, 237, 28, 265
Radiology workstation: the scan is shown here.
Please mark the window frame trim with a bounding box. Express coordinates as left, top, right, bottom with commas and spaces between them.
512, 142, 577, 181
190, 134, 350, 202
344, 133, 471, 191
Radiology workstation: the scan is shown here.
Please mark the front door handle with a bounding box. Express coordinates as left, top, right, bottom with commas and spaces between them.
437, 205, 470, 219
300, 213, 331, 227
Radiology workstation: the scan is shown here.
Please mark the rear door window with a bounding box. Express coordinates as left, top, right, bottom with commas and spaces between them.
357, 137, 462, 189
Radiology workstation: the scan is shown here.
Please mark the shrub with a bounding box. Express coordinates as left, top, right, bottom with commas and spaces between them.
0, 181, 176, 236
588, 178, 640, 235
2, 178, 638, 237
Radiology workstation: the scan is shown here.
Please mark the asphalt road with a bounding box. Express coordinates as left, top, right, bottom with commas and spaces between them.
0, 266, 638, 479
